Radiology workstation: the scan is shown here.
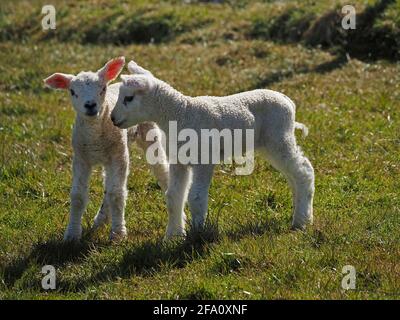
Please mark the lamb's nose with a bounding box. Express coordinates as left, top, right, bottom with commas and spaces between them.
84, 101, 97, 110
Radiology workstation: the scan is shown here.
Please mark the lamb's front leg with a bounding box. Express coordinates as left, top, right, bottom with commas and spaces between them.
188, 164, 214, 231
92, 170, 111, 230
64, 157, 91, 241
105, 157, 129, 241
165, 164, 191, 239
92, 191, 111, 231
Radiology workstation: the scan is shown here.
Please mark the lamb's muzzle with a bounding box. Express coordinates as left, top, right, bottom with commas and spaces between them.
84, 101, 98, 116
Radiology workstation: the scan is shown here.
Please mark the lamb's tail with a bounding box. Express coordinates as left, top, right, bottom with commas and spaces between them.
295, 122, 309, 138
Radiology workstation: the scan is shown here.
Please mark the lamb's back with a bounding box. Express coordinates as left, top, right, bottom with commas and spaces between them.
189, 89, 291, 130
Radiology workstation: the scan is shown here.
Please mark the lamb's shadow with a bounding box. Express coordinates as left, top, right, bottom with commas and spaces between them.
1, 236, 105, 288
2, 217, 287, 292
77, 217, 287, 290
73, 224, 221, 291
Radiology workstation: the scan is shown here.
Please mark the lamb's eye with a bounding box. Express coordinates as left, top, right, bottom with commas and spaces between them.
101, 86, 106, 94
124, 96, 134, 104
70, 89, 76, 96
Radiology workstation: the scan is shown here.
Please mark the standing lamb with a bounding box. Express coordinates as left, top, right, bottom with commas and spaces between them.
111, 60, 315, 239
44, 57, 168, 241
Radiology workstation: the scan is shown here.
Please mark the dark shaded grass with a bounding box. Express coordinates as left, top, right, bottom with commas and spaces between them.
2, 1, 399, 60
1, 221, 220, 292
346, 0, 399, 60
248, 0, 399, 61
1, 235, 105, 288
244, 54, 349, 91
0, 3, 213, 45
74, 229, 219, 289
0, 216, 290, 293
250, 7, 315, 43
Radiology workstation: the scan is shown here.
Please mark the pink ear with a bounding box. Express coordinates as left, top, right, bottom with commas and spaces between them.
44, 73, 73, 89
101, 56, 125, 82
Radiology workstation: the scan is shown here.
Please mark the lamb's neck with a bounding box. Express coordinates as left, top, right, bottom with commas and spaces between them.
151, 80, 189, 132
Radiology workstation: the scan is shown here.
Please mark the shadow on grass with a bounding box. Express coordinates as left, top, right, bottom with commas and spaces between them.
1, 235, 105, 288
244, 54, 349, 91
2, 216, 287, 292
249, 0, 398, 61
69, 216, 288, 291
241, 0, 396, 91
60, 222, 221, 291
0, 223, 221, 291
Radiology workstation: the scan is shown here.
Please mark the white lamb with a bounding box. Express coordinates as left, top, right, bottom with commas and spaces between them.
111, 60, 315, 239
43, 57, 168, 241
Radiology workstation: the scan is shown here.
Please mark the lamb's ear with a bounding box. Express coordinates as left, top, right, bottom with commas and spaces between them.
121, 75, 153, 93
43, 73, 74, 90
127, 60, 153, 76
98, 56, 125, 83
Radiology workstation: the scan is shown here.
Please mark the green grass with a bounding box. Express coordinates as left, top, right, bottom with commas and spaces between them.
0, 0, 399, 299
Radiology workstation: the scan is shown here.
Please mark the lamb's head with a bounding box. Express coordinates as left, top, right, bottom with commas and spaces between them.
111, 61, 156, 128
44, 57, 125, 118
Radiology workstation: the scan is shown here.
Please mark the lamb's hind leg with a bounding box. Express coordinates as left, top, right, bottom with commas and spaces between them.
263, 134, 314, 229
188, 164, 215, 231
131, 122, 169, 192
147, 146, 169, 193
165, 164, 191, 239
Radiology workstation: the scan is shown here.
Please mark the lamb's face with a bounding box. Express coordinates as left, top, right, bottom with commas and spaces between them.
68, 72, 106, 117
111, 75, 154, 128
44, 57, 125, 118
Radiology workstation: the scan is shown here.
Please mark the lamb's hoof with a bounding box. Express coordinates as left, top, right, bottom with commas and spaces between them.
63, 228, 82, 242
291, 219, 312, 231
163, 230, 186, 242
110, 228, 128, 242
92, 217, 109, 232
291, 224, 306, 231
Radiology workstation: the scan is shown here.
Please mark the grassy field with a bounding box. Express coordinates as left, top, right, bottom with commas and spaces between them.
0, 0, 399, 299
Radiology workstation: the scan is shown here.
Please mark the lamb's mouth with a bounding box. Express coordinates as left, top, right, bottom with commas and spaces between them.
86, 109, 99, 117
